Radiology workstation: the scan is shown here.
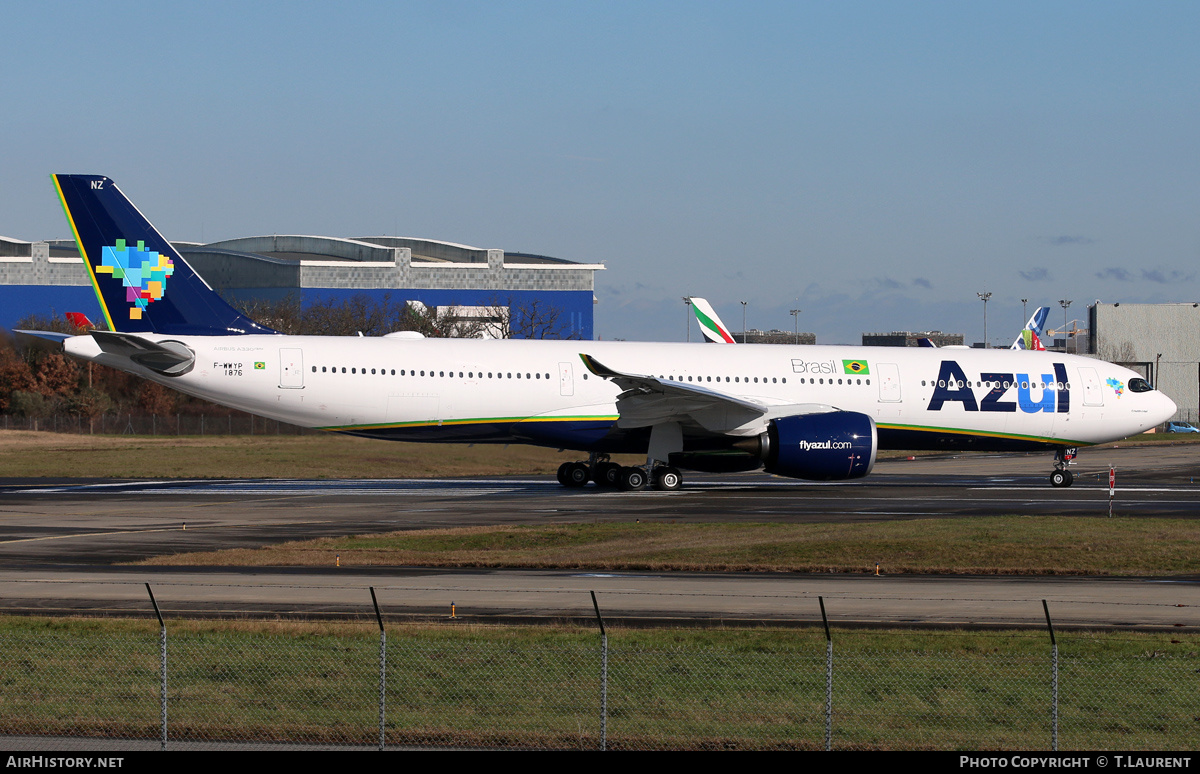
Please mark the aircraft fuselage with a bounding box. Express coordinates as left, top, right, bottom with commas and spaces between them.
65, 334, 1172, 454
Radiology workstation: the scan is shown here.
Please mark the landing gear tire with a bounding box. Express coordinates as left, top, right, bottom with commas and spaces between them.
594, 462, 621, 488
652, 466, 682, 491
618, 466, 648, 491
559, 461, 590, 488
1050, 469, 1074, 488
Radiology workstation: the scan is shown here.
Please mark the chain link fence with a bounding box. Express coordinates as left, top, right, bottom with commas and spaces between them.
0, 612, 1195, 750
0, 412, 309, 436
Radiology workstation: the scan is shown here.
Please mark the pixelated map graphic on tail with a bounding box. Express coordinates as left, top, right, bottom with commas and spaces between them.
97, 239, 174, 320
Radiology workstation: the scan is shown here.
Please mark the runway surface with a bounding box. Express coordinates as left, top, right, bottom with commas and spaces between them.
0, 443, 1197, 628
0, 565, 1195, 631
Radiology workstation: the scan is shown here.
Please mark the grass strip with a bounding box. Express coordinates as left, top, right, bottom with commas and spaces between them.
139, 517, 1200, 576
0, 616, 1194, 750
0, 430, 641, 479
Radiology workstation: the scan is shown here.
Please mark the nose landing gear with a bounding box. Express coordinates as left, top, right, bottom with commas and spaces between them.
1050, 447, 1076, 487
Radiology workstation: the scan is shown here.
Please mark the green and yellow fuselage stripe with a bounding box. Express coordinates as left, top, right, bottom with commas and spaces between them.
876, 421, 1087, 447
316, 414, 620, 432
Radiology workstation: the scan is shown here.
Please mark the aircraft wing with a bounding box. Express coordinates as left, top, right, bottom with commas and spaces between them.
579, 353, 834, 434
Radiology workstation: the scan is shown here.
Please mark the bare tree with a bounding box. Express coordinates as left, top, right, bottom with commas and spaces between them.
1098, 339, 1138, 363
478, 296, 580, 340
398, 301, 490, 338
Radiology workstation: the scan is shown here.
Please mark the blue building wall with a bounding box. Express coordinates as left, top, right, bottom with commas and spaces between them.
1, 286, 102, 330
2, 285, 594, 339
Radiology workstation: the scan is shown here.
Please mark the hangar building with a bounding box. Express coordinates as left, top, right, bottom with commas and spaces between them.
1085, 302, 1199, 423
0, 234, 603, 339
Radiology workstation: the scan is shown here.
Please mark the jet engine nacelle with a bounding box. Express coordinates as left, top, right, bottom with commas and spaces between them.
755, 411, 877, 481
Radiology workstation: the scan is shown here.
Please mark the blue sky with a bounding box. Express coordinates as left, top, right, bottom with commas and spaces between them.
3, 1, 1199, 344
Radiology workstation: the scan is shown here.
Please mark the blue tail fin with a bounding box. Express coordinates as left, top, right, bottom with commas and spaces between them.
52, 174, 276, 335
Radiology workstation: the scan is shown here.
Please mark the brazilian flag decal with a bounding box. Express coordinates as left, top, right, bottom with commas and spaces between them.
254, 362, 266, 370
842, 359, 869, 375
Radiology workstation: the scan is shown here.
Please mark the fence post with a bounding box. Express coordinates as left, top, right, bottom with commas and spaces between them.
370, 587, 386, 751
591, 591, 608, 751
146, 583, 167, 751
820, 596, 833, 751
1043, 600, 1058, 751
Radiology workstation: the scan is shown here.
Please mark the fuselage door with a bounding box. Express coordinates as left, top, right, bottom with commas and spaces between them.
558, 361, 574, 397
1079, 366, 1104, 407
877, 363, 902, 402
279, 348, 304, 389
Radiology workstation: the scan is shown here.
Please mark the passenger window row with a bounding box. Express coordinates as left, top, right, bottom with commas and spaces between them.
307, 365, 869, 388
922, 379, 1072, 390
659, 375, 869, 386
312, 366, 553, 380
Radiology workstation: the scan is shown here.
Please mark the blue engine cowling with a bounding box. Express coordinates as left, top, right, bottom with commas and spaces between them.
762, 411, 877, 481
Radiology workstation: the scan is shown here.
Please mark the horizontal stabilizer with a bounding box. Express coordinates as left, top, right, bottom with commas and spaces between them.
91, 331, 195, 376
13, 329, 73, 346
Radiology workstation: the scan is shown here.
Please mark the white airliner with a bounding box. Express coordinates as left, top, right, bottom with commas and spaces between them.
27, 175, 1177, 492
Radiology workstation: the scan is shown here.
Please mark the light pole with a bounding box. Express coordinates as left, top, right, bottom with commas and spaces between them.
740, 301, 747, 344
1021, 298, 1028, 326
1059, 300, 1072, 352
789, 309, 801, 344
977, 292, 992, 348
683, 297, 692, 342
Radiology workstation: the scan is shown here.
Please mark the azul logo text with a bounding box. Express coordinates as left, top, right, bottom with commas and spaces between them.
928, 360, 1070, 414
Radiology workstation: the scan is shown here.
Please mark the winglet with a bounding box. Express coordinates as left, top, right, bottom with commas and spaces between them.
579, 353, 621, 378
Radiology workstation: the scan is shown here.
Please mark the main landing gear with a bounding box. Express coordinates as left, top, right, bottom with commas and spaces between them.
1050, 447, 1077, 488
556, 454, 683, 492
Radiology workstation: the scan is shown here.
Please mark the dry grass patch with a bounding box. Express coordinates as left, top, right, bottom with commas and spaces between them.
0, 429, 639, 479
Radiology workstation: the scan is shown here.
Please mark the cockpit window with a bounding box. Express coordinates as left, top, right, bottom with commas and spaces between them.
1128, 378, 1153, 393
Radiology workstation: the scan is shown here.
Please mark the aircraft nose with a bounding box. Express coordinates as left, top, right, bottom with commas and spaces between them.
1158, 391, 1178, 424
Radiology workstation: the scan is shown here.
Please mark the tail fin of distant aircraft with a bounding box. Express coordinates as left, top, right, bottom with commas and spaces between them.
65, 312, 95, 331
689, 297, 736, 343
1010, 306, 1050, 350
917, 337, 937, 348
51, 174, 275, 336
